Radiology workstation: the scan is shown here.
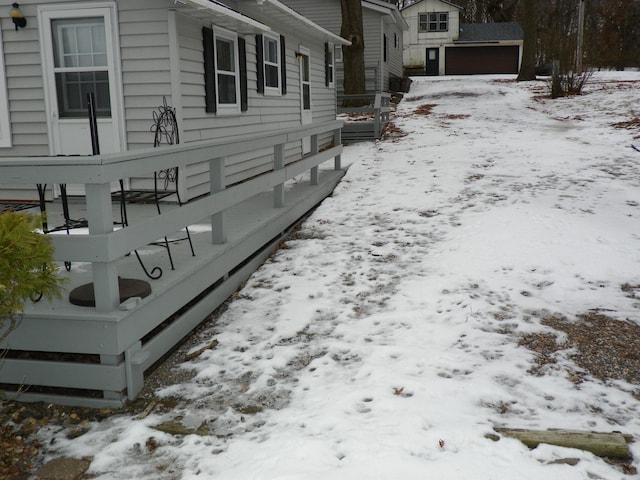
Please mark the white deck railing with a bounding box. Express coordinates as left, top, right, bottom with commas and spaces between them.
337, 92, 391, 139
0, 120, 343, 313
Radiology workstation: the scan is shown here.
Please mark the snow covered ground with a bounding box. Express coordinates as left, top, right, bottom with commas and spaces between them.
38, 72, 640, 479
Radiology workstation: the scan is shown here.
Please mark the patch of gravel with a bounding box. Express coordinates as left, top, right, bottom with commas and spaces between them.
519, 311, 640, 392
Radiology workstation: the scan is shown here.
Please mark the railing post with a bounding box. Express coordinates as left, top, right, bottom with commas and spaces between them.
85, 182, 119, 312
310, 134, 319, 185
273, 143, 285, 208
374, 93, 382, 139
210, 157, 226, 244
334, 128, 342, 170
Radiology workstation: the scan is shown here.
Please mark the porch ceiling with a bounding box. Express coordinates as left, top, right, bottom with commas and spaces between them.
172, 0, 271, 34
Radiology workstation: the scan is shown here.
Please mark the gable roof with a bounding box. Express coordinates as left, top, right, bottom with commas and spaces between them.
401, 0, 463, 11
456, 22, 524, 43
363, 0, 410, 30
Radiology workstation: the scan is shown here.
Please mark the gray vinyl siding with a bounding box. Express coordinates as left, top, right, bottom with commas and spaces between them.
118, 1, 171, 150
0, 0, 172, 158
176, 6, 337, 197
1, 10, 48, 157
384, 22, 404, 86
0, 3, 54, 198
362, 9, 382, 91
280, 0, 405, 93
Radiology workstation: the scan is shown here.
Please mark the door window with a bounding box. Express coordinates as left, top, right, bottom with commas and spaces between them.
51, 17, 111, 118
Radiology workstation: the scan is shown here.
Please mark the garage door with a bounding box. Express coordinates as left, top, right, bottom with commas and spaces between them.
445, 45, 520, 75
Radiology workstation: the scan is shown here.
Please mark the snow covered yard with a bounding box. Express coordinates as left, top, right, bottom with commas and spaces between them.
35, 72, 640, 479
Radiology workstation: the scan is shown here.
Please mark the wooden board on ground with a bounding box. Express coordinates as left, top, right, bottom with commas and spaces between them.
494, 428, 632, 459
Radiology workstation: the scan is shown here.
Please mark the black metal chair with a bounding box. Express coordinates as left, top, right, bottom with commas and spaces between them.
35, 93, 100, 271
35, 183, 88, 272
112, 97, 195, 279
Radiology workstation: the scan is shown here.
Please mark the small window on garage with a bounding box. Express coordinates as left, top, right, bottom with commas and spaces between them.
419, 12, 449, 33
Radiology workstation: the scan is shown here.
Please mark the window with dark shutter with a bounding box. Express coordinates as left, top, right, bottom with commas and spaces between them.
239, 37, 248, 111
257, 33, 285, 96
280, 35, 287, 95
383, 34, 388, 63
203, 27, 217, 113
205, 26, 242, 114
325, 42, 334, 87
255, 34, 264, 93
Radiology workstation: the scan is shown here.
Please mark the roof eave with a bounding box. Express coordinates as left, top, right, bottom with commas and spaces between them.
172, 0, 271, 34
254, 0, 351, 45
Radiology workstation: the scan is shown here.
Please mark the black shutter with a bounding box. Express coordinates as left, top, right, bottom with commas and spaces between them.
280, 35, 287, 95
256, 34, 264, 93
383, 34, 388, 62
202, 27, 217, 113
239, 37, 248, 111
324, 42, 330, 87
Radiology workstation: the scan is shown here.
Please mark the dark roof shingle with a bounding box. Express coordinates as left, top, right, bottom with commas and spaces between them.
457, 22, 523, 42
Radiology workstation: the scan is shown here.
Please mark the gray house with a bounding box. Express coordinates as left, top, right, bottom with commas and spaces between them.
280, 0, 409, 92
0, 0, 349, 200
0, 0, 351, 406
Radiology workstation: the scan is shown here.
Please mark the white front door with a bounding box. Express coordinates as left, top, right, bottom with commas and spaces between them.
298, 46, 312, 154
40, 5, 124, 159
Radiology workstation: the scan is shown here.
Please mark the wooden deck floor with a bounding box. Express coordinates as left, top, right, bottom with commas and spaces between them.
2, 167, 345, 407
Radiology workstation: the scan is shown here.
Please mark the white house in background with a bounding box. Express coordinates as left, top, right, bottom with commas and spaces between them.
0, 0, 349, 200
280, 0, 409, 92
401, 0, 523, 76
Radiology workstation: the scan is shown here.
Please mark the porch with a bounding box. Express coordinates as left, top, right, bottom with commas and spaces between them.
338, 92, 391, 142
0, 121, 345, 408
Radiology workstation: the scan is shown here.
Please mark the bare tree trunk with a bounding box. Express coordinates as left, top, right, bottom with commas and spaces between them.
340, 0, 366, 96
517, 0, 537, 81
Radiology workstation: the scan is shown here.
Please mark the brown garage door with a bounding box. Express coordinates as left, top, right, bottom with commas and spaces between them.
445, 45, 519, 75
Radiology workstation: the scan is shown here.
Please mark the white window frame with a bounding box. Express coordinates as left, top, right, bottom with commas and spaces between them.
419, 12, 449, 32
0, 24, 11, 147
327, 41, 335, 88
262, 33, 281, 96
213, 27, 241, 114
418, 12, 429, 32
335, 45, 343, 63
